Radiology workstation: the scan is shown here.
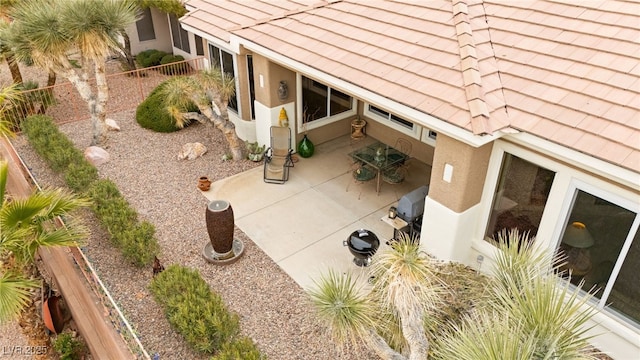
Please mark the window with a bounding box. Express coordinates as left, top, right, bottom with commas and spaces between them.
486, 153, 555, 241
209, 44, 238, 112
557, 189, 639, 327
246, 55, 256, 119
194, 35, 204, 56
369, 105, 415, 130
169, 14, 190, 53
301, 76, 352, 123
136, 8, 156, 41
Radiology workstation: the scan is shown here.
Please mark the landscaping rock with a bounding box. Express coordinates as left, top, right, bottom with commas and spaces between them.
106, 118, 121, 131
84, 146, 110, 166
178, 142, 207, 160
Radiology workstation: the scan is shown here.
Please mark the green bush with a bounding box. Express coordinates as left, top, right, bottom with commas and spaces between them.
212, 337, 264, 360
149, 265, 243, 354
21, 115, 82, 172
159, 54, 186, 75
121, 221, 159, 267
52, 331, 86, 360
64, 161, 99, 194
136, 79, 198, 133
21, 116, 160, 267
135, 88, 178, 133
136, 49, 168, 68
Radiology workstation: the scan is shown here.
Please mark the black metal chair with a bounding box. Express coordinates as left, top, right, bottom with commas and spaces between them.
263, 126, 294, 184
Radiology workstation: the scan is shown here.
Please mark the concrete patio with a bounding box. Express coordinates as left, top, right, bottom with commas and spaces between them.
204, 135, 432, 290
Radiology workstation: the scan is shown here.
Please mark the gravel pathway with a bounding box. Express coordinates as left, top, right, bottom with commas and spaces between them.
11, 111, 372, 360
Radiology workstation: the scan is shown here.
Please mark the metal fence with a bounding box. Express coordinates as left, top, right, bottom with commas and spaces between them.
5, 57, 206, 127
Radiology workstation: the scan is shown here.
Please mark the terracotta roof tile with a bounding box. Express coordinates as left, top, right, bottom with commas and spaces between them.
187, 0, 639, 172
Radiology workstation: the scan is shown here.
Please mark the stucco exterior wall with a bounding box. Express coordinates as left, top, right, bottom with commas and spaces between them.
428, 134, 493, 213
125, 8, 172, 55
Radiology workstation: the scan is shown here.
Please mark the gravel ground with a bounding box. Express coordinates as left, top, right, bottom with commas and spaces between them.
10, 110, 373, 360
0, 60, 373, 359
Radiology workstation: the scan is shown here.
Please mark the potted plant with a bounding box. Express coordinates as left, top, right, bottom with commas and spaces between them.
246, 141, 266, 162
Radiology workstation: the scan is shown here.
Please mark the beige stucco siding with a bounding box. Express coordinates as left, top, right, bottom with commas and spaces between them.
429, 134, 492, 213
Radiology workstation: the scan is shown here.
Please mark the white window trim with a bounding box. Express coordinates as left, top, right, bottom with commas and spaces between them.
364, 104, 421, 139
208, 43, 241, 116
473, 139, 640, 338
296, 73, 356, 134
473, 140, 639, 258
551, 178, 640, 311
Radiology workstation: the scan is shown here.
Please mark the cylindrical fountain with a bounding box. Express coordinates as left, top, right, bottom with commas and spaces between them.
202, 200, 244, 264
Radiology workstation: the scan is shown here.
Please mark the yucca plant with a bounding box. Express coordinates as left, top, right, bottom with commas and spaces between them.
431, 229, 601, 360
308, 233, 445, 359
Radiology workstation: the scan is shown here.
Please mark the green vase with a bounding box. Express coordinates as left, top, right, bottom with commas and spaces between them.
297, 134, 314, 158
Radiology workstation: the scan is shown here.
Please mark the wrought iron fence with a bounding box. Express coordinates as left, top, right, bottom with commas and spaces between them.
4, 57, 206, 128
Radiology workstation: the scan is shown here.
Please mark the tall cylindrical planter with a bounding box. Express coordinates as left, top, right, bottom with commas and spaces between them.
205, 200, 234, 258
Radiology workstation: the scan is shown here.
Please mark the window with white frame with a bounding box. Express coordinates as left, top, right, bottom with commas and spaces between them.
485, 153, 555, 241
486, 149, 640, 327
556, 187, 639, 327
209, 44, 238, 112
365, 104, 422, 138
169, 14, 190, 53
301, 76, 352, 124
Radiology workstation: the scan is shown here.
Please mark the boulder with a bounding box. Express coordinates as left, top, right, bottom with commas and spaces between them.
178, 142, 207, 160
84, 146, 110, 166
105, 118, 120, 131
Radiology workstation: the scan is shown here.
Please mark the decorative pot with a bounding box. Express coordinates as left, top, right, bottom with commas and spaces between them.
351, 119, 367, 140
197, 176, 211, 191
297, 134, 314, 158
205, 200, 234, 259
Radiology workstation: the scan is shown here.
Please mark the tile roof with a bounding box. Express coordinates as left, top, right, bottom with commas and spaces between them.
183, 0, 640, 173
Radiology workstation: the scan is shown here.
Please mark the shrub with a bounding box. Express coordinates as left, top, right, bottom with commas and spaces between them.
21, 115, 82, 172
121, 221, 159, 267
64, 161, 99, 194
159, 54, 186, 75
212, 337, 264, 360
52, 331, 86, 360
136, 79, 198, 133
136, 49, 168, 68
149, 265, 243, 354
21, 116, 160, 267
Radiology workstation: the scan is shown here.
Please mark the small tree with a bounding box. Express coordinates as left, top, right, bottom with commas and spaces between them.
159, 71, 245, 160
5, 0, 139, 146
308, 233, 445, 359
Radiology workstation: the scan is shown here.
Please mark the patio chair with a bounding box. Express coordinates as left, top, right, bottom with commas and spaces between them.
263, 126, 294, 184
346, 161, 376, 199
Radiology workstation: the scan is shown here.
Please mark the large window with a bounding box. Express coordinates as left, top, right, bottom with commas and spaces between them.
135, 8, 155, 41
301, 76, 352, 123
557, 189, 639, 327
209, 45, 238, 112
169, 14, 190, 53
486, 153, 555, 241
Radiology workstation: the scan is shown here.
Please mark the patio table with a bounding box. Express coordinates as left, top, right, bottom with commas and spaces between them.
349, 141, 409, 194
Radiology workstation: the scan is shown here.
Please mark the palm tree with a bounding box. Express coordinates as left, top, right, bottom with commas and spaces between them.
5, 0, 139, 146
160, 71, 245, 160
